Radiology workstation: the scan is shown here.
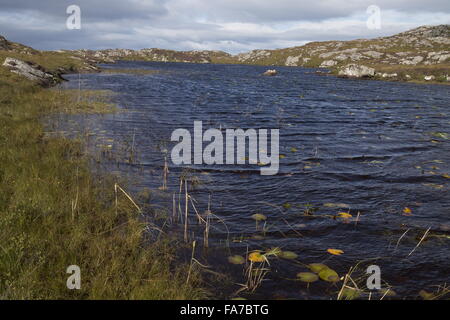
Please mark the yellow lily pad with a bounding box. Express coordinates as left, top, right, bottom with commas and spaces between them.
327, 248, 344, 255
403, 207, 412, 214
248, 252, 266, 263
337, 212, 352, 219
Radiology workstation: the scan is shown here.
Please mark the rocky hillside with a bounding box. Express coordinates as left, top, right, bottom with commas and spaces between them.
0, 35, 37, 54
65, 48, 232, 64
1, 25, 449, 84
222, 25, 450, 82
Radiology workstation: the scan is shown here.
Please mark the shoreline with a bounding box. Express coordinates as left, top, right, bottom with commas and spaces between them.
0, 51, 206, 299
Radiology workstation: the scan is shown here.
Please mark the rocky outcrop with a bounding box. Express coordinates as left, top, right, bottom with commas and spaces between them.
2, 57, 62, 86
263, 69, 277, 76
0, 35, 37, 54
0, 35, 10, 50
338, 64, 375, 78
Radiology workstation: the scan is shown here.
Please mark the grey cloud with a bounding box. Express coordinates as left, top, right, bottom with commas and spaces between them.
0, 0, 449, 53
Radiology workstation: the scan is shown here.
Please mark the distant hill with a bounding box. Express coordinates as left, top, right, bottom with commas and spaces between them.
1, 25, 449, 83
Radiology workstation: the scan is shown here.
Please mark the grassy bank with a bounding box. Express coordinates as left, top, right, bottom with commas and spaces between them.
0, 56, 205, 299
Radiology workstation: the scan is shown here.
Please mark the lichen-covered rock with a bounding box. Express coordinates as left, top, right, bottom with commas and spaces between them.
338, 64, 375, 78
285, 56, 301, 66
2, 57, 61, 86
400, 56, 424, 65
320, 60, 337, 68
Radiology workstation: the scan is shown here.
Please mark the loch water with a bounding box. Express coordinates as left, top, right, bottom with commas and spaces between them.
59, 61, 450, 299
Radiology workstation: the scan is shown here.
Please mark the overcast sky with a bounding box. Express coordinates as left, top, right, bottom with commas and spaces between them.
1, 0, 449, 53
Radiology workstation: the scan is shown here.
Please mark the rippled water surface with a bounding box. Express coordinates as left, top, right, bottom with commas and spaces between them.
60, 61, 450, 299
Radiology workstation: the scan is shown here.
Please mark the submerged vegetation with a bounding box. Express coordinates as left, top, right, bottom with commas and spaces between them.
0, 54, 205, 299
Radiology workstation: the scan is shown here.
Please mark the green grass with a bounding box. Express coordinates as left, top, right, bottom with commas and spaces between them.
0, 52, 206, 299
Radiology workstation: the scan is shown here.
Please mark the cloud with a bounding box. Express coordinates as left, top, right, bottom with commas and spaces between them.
0, 0, 449, 53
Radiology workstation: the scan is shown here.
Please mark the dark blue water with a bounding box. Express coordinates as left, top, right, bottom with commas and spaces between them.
60, 61, 450, 299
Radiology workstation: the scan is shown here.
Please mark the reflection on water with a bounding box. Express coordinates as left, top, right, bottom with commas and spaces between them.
58, 61, 450, 299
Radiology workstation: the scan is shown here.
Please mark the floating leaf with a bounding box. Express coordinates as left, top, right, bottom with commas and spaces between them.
430, 132, 449, 140
319, 268, 340, 282
327, 249, 344, 255
290, 147, 298, 153
251, 234, 265, 240
419, 290, 435, 300
251, 213, 267, 221
380, 288, 397, 297
279, 251, 298, 260
443, 174, 450, 179
248, 252, 265, 263
423, 183, 444, 189
308, 263, 329, 274
282, 203, 292, 209
402, 207, 412, 215
337, 212, 352, 219
297, 272, 318, 283
228, 255, 245, 265
341, 287, 361, 300
323, 203, 350, 209
279, 154, 286, 159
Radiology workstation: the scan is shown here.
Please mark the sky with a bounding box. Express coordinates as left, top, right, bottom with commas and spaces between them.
1, 0, 449, 54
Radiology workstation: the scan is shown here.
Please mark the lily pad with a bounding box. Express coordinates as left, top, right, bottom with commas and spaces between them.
327, 248, 344, 255
380, 288, 397, 297
282, 203, 292, 209
279, 251, 298, 260
337, 212, 352, 219
297, 272, 318, 283
323, 203, 350, 209
248, 252, 266, 263
251, 213, 267, 221
228, 255, 246, 265
419, 290, 435, 300
341, 288, 361, 300
308, 263, 329, 274
430, 132, 449, 140
318, 268, 340, 282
